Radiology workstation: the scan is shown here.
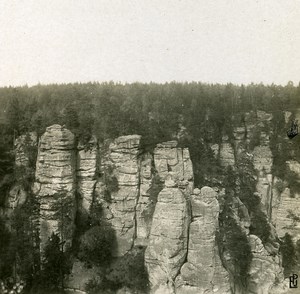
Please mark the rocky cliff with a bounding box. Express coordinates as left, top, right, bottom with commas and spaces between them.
33, 124, 77, 250
8, 120, 300, 293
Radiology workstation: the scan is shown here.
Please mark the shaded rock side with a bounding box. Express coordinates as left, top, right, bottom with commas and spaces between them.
15, 132, 38, 168
176, 187, 230, 294
135, 152, 154, 246
8, 132, 38, 210
96, 135, 141, 256
77, 136, 98, 212
33, 124, 76, 249
145, 178, 190, 293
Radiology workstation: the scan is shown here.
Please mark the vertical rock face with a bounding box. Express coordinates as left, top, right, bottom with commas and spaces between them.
272, 161, 300, 241
219, 136, 235, 167
145, 176, 190, 293
135, 152, 154, 246
77, 136, 98, 212
12, 122, 294, 293
274, 187, 300, 240
96, 135, 141, 256
154, 141, 194, 193
15, 132, 37, 168
176, 187, 230, 294
34, 125, 76, 249
247, 235, 287, 294
8, 132, 37, 210
253, 145, 273, 215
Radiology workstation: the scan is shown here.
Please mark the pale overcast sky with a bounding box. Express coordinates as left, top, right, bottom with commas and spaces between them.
0, 0, 299, 86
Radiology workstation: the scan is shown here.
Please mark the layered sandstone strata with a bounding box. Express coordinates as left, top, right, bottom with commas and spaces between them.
33, 124, 76, 249
96, 135, 141, 256
145, 176, 190, 293
176, 187, 230, 294
77, 136, 98, 212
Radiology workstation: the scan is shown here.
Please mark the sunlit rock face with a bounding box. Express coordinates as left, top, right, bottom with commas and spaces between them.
253, 145, 273, 215
272, 160, 300, 241
219, 136, 235, 167
135, 141, 194, 247
247, 235, 287, 294
145, 176, 190, 293
11, 121, 295, 293
274, 187, 300, 240
96, 135, 141, 256
34, 124, 76, 250
154, 141, 194, 192
77, 136, 98, 213
176, 187, 230, 294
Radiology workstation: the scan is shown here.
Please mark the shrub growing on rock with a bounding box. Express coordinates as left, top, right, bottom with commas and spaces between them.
78, 225, 114, 267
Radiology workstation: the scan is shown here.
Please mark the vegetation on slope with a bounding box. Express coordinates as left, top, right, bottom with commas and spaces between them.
1, 82, 300, 291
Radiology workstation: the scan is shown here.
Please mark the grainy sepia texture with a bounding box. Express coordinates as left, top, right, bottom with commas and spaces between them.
1, 1, 300, 294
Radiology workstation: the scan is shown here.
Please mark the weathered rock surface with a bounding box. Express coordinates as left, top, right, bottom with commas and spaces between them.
145, 178, 190, 293
34, 124, 76, 249
154, 141, 194, 193
8, 132, 37, 210
77, 136, 97, 212
247, 235, 287, 294
274, 187, 300, 240
15, 132, 37, 167
219, 139, 235, 167
135, 152, 154, 246
176, 187, 230, 294
96, 135, 141, 256
253, 146, 273, 215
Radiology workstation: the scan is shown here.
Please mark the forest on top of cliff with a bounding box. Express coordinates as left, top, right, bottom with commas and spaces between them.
1, 82, 300, 293
1, 81, 300, 188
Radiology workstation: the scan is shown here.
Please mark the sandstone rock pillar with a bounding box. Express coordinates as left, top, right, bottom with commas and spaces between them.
145, 176, 190, 293
33, 124, 76, 250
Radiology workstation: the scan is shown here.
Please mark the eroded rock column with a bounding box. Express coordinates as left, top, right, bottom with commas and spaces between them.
33, 125, 76, 250
96, 135, 141, 256
77, 136, 98, 213
176, 187, 230, 294
145, 176, 190, 293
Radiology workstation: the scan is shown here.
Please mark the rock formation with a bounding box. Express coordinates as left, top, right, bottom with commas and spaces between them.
96, 135, 141, 256
176, 187, 230, 294
7, 132, 37, 210
135, 152, 154, 246
247, 235, 287, 294
153, 141, 194, 193
9, 122, 297, 294
33, 124, 76, 249
77, 136, 98, 212
219, 136, 235, 167
145, 175, 190, 293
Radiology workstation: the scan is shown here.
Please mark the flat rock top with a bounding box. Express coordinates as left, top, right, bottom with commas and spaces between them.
40, 124, 75, 149
156, 141, 178, 148
114, 134, 141, 143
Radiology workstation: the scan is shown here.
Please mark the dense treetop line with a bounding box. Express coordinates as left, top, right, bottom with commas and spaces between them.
1, 81, 300, 186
